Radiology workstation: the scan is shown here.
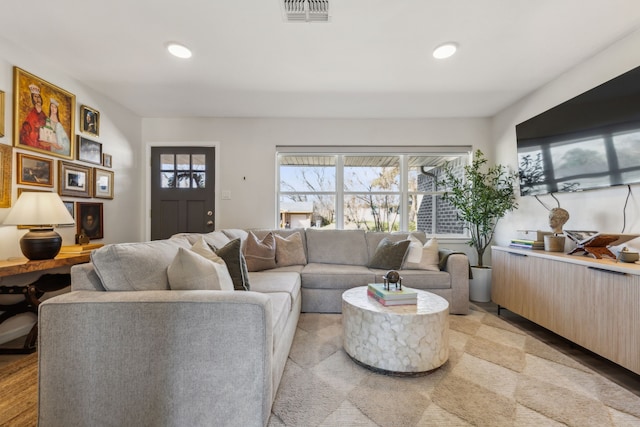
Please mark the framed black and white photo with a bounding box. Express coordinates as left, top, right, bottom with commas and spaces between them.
59, 160, 92, 197
77, 136, 102, 165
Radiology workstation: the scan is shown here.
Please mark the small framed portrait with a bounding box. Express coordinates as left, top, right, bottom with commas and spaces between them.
76, 202, 103, 240
94, 168, 114, 199
13, 67, 75, 159
77, 136, 102, 165
59, 160, 92, 198
80, 105, 99, 136
17, 153, 54, 187
102, 153, 112, 168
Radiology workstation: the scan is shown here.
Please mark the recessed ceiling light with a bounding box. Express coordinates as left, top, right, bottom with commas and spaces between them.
433, 42, 458, 59
167, 43, 192, 59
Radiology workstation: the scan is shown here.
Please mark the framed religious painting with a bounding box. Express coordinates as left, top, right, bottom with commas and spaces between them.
76, 202, 103, 240
0, 143, 11, 208
59, 160, 92, 198
17, 152, 54, 187
80, 105, 99, 136
13, 67, 75, 159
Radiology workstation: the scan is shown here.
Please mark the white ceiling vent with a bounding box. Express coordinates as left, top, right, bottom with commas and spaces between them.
283, 0, 329, 22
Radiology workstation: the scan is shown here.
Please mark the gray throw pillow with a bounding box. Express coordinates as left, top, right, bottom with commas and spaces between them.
368, 237, 411, 270
211, 238, 250, 291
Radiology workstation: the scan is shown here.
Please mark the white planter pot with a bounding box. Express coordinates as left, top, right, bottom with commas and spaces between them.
470, 266, 492, 302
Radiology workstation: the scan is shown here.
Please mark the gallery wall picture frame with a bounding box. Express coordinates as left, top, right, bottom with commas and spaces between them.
17, 152, 54, 187
76, 202, 103, 240
94, 168, 114, 199
80, 105, 99, 136
0, 143, 12, 208
59, 160, 92, 198
77, 136, 102, 165
0, 90, 5, 137
102, 153, 112, 168
63, 201, 75, 219
13, 67, 75, 160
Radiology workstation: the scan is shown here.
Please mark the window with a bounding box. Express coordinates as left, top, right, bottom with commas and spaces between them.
277, 147, 470, 234
160, 153, 207, 189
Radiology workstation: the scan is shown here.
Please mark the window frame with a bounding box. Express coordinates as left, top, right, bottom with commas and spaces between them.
276, 146, 472, 234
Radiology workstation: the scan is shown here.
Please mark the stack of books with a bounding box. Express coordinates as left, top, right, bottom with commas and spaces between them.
509, 238, 544, 250
367, 283, 417, 306
509, 230, 552, 250
59, 243, 104, 254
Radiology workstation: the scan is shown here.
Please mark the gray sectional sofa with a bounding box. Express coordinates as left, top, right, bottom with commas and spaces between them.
38, 228, 469, 427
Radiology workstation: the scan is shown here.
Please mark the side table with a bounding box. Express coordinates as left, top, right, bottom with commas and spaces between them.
0, 253, 91, 354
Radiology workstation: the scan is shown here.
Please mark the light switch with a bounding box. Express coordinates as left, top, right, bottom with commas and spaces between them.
221, 191, 231, 200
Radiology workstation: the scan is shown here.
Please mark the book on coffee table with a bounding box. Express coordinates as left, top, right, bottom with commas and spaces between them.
367, 289, 417, 306
367, 283, 417, 305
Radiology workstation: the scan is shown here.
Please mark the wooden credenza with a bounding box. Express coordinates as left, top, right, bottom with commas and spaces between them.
492, 246, 640, 375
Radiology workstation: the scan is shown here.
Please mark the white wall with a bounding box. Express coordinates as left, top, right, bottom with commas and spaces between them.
492, 28, 640, 251
141, 117, 491, 261
0, 37, 144, 343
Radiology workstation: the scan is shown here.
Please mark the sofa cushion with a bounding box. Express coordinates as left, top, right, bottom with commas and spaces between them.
167, 247, 234, 291
370, 268, 451, 289
403, 236, 440, 271
301, 263, 376, 290
91, 239, 191, 291
305, 229, 368, 265
211, 238, 250, 291
244, 231, 277, 272
368, 237, 410, 270
248, 271, 301, 303
275, 232, 307, 267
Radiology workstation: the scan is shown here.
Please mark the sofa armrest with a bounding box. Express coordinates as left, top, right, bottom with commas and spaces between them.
38, 290, 273, 427
439, 252, 470, 315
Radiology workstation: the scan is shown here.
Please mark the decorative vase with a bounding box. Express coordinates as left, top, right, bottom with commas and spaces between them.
470, 266, 492, 303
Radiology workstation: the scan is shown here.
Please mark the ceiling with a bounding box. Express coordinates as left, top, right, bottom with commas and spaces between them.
1, 0, 640, 119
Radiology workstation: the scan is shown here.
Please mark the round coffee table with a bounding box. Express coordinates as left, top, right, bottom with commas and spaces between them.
342, 286, 449, 375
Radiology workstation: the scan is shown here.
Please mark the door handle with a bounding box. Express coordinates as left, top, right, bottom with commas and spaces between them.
206, 220, 214, 226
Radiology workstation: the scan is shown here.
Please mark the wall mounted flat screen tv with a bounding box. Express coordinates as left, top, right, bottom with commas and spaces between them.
516, 65, 640, 196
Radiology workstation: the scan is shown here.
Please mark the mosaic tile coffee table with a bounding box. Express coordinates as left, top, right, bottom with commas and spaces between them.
342, 286, 449, 375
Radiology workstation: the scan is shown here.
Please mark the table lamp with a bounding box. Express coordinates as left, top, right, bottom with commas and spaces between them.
3, 192, 75, 260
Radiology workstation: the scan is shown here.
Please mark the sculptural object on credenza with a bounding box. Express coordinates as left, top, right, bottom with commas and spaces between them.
545, 207, 569, 252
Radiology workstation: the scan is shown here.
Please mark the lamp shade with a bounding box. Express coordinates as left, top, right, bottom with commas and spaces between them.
3, 192, 75, 260
3, 192, 75, 227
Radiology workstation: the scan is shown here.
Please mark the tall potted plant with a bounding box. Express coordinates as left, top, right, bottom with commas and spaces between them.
439, 150, 518, 301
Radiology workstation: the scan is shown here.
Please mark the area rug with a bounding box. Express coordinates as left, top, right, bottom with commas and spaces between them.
0, 352, 38, 427
269, 306, 640, 426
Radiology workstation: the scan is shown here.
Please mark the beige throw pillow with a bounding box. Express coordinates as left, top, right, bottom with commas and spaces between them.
275, 232, 307, 267
244, 231, 277, 272
403, 235, 439, 271
167, 247, 234, 291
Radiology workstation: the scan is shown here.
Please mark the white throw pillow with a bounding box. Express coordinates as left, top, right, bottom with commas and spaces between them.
402, 235, 439, 271
167, 247, 234, 291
